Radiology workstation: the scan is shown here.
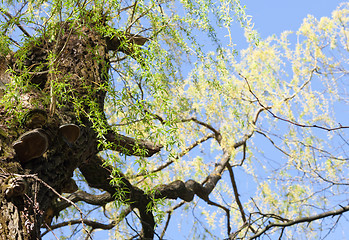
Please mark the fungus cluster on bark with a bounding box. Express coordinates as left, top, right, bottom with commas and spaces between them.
12, 124, 80, 163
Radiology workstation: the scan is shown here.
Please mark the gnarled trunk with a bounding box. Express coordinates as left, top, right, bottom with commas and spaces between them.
0, 21, 109, 239
1, 15, 209, 240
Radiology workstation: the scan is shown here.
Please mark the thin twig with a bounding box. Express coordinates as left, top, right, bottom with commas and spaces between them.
256, 130, 291, 157
18, 173, 88, 236
226, 163, 256, 234
240, 73, 349, 131
135, 133, 214, 178
283, 68, 316, 102
249, 204, 349, 239
0, 7, 31, 38
206, 199, 231, 235
161, 201, 186, 238
180, 117, 222, 142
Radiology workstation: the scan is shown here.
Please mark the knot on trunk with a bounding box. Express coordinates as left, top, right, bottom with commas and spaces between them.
154, 179, 208, 202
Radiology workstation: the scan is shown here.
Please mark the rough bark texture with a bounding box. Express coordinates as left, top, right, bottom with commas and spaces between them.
0, 21, 107, 239
0, 19, 147, 239
0, 17, 211, 239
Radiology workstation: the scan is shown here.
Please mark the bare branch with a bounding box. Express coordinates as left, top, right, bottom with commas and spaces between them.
256, 130, 291, 157
240, 73, 349, 131
181, 117, 222, 142
43, 219, 116, 234
161, 201, 186, 238
226, 164, 246, 223
231, 142, 246, 167
249, 204, 349, 240
207, 199, 231, 235
135, 133, 214, 178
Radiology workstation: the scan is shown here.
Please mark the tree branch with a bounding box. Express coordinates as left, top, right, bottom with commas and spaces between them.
249, 204, 349, 240
161, 201, 186, 238
181, 117, 222, 142
157, 107, 264, 204
78, 155, 155, 239
44, 219, 116, 234
226, 164, 246, 223
256, 130, 291, 157
207, 199, 231, 235
0, 7, 31, 38
105, 32, 148, 55
226, 163, 256, 234
135, 133, 214, 178
54, 190, 113, 214
240, 73, 349, 131
103, 130, 162, 157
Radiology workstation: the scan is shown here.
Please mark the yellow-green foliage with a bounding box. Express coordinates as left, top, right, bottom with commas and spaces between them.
106, 3, 349, 239
2, 0, 348, 239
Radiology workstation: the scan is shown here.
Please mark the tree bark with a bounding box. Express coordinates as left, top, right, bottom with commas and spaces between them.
0, 19, 158, 239
0, 16, 211, 239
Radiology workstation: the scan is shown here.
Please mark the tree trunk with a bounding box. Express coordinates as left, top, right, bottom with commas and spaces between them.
0, 15, 209, 240
0, 20, 109, 239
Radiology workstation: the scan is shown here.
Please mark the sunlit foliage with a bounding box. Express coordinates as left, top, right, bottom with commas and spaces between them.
1, 0, 348, 239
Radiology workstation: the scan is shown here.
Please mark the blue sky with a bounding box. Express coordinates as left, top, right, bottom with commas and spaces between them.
244, 0, 344, 38
162, 1, 348, 240
42, 1, 347, 239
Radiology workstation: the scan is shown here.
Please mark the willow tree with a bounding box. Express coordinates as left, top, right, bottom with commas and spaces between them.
0, 0, 348, 239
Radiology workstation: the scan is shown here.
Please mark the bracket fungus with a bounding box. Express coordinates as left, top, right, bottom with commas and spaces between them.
59, 124, 80, 144
22, 109, 47, 128
12, 128, 49, 162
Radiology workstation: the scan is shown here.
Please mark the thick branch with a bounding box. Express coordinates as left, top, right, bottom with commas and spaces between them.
78, 155, 155, 239
203, 151, 231, 195
106, 32, 148, 55
55, 190, 113, 214
154, 179, 207, 202
103, 130, 162, 157
154, 108, 262, 202
155, 106, 265, 211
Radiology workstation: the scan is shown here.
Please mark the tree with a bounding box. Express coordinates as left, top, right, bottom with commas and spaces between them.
0, 0, 348, 239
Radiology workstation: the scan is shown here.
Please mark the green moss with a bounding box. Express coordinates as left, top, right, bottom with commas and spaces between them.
0, 161, 22, 174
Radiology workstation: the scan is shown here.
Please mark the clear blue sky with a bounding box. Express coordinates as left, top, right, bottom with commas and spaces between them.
245, 0, 344, 37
